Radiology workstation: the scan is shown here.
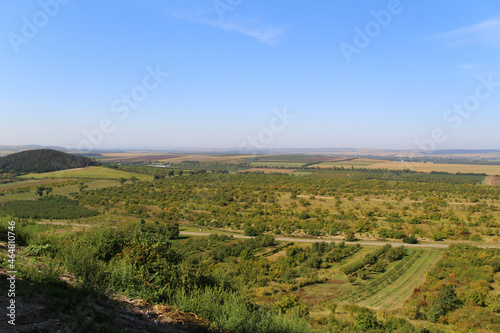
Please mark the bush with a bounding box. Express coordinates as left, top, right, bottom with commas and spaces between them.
274, 295, 309, 317
403, 235, 418, 244
244, 226, 260, 236
0, 196, 98, 219
354, 308, 378, 331
427, 284, 461, 322
174, 286, 310, 333
386, 246, 406, 261
345, 230, 356, 242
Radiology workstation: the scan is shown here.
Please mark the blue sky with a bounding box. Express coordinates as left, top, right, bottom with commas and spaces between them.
1, 0, 499, 150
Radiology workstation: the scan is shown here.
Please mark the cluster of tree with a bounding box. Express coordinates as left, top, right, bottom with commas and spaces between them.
209, 235, 276, 261
0, 180, 79, 197
342, 245, 405, 276
0, 149, 97, 174
404, 244, 500, 331
70, 168, 500, 241
311, 167, 486, 185
378, 228, 407, 239
0, 195, 98, 219
368, 153, 500, 165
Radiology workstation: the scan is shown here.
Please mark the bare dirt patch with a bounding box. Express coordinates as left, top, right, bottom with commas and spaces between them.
486, 176, 500, 186
294, 279, 346, 306
0, 266, 210, 333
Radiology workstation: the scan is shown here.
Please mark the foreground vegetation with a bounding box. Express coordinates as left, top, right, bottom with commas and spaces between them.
1, 220, 448, 332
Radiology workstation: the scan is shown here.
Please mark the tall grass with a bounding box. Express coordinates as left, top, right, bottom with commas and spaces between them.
1, 221, 311, 332
173, 285, 310, 333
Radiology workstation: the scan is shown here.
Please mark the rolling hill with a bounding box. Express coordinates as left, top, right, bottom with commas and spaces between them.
0, 149, 97, 174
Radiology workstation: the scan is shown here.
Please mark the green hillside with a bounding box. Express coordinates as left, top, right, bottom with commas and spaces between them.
0, 149, 97, 174
22, 166, 152, 180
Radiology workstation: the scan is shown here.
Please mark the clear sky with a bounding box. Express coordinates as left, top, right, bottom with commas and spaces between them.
1, 0, 499, 150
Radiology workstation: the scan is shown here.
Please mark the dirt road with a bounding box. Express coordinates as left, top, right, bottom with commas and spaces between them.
34, 223, 500, 249
179, 232, 499, 249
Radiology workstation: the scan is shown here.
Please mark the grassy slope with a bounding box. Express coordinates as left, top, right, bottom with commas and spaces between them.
288, 247, 444, 316
0, 179, 67, 190
0, 180, 120, 203
21, 166, 152, 180
359, 248, 443, 309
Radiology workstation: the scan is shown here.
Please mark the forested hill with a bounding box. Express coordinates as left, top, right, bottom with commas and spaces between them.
0, 149, 98, 174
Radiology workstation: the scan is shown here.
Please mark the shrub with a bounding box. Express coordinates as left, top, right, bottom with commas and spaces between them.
403, 235, 418, 244
174, 286, 310, 333
427, 284, 461, 322
345, 230, 356, 242
244, 226, 260, 236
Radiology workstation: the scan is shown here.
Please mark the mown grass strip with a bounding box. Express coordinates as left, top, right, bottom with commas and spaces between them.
360, 248, 443, 309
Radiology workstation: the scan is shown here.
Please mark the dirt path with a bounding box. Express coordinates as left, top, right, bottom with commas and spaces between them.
180, 232, 499, 249
33, 224, 500, 249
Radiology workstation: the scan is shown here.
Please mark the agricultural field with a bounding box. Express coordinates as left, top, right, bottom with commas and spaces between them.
357, 248, 443, 309
285, 246, 444, 316
312, 158, 500, 175
249, 161, 309, 168
240, 168, 298, 174
313, 158, 380, 168
99, 152, 257, 164
245, 155, 350, 163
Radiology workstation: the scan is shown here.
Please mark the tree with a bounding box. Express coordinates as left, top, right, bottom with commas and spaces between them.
354, 309, 378, 331
78, 182, 89, 192
244, 226, 260, 236
35, 186, 46, 197
119, 178, 127, 186
345, 230, 356, 242
130, 176, 138, 183
45, 187, 53, 196
403, 235, 418, 244
165, 222, 180, 239
427, 284, 461, 322
274, 295, 309, 317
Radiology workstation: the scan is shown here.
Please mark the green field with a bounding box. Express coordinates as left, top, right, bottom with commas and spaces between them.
314, 159, 378, 167
250, 162, 307, 168
357, 248, 443, 309
0, 179, 121, 203
288, 246, 444, 319
21, 166, 152, 180
0, 179, 67, 190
